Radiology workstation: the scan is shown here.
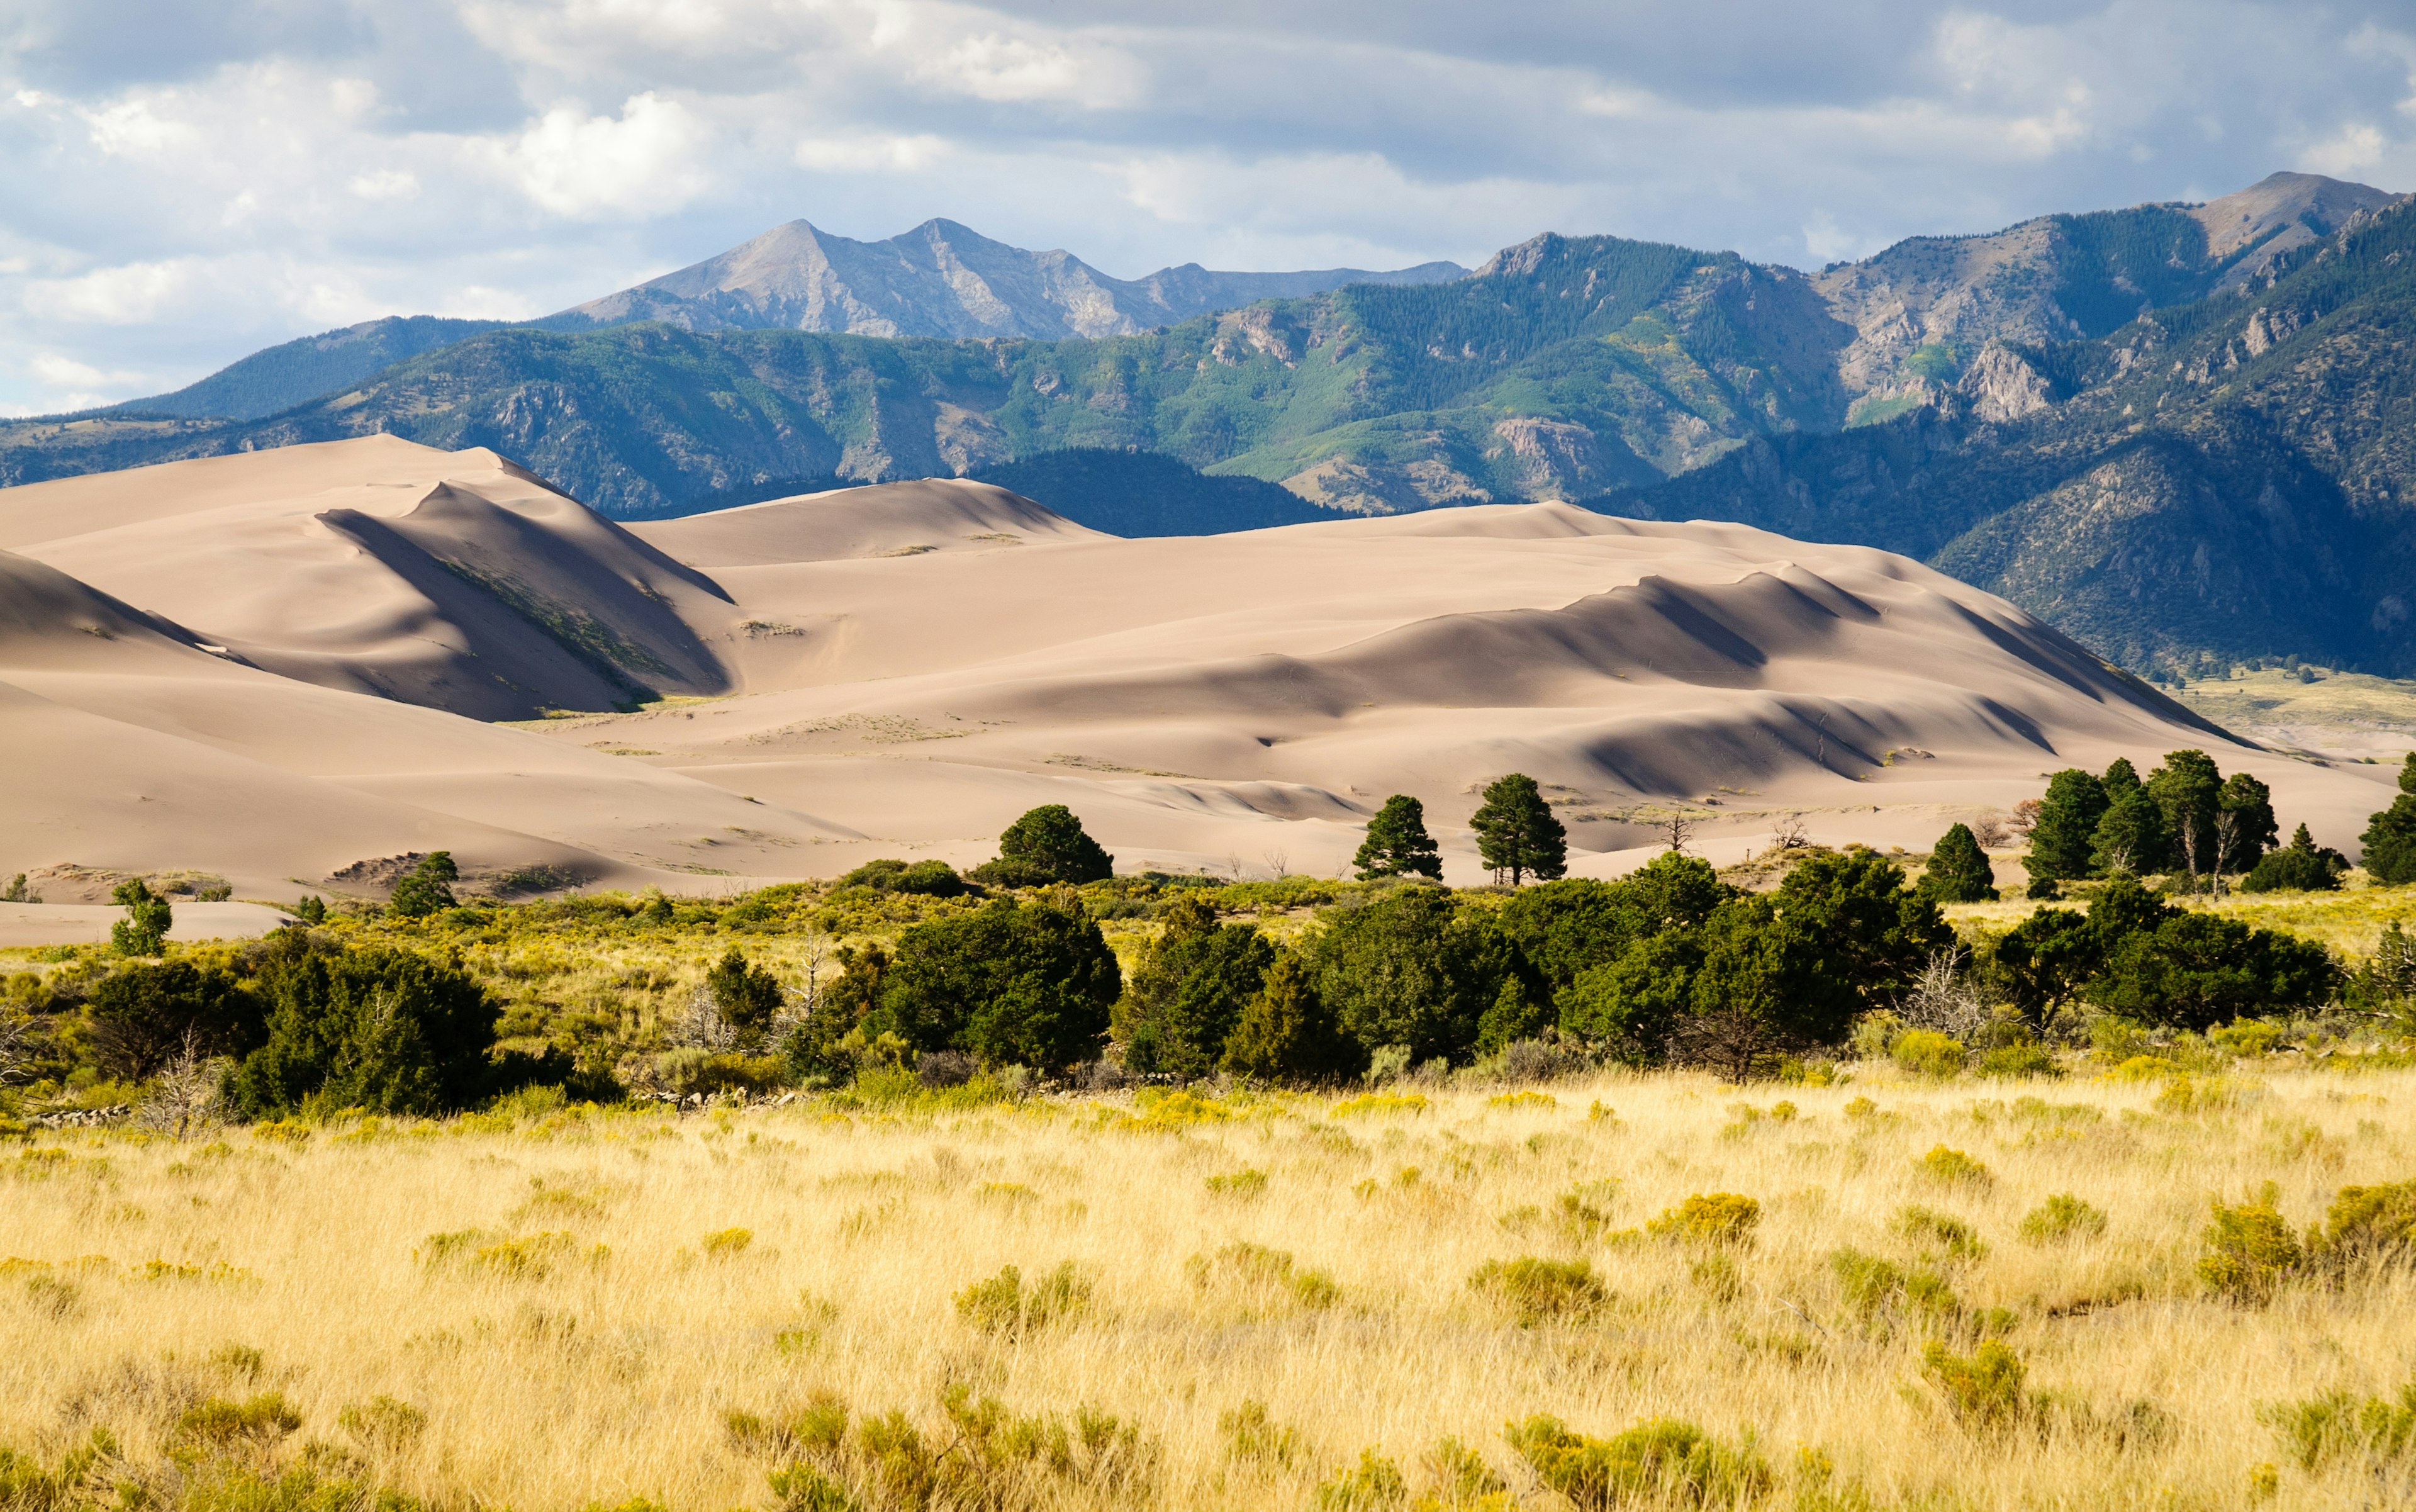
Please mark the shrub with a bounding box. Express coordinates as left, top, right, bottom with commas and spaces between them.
1222, 951, 1357, 1081
2306, 1179, 2416, 1270
86, 960, 264, 1082
838, 858, 968, 897
1467, 1257, 1608, 1324
1117, 894, 1273, 1077
1309, 887, 1528, 1067
1423, 1438, 1507, 1505
1204, 1167, 1268, 1199
2261, 1380, 2416, 1472
1922, 1341, 2028, 1426
1646, 1193, 1762, 1247
1830, 1247, 1963, 1329
856, 897, 1121, 1071
1221, 1399, 1299, 1468
953, 1262, 1091, 1336
174, 1392, 303, 1451
707, 950, 785, 1046
2200, 1189, 2303, 1301
1185, 1241, 1339, 1312
1974, 1040, 2060, 1079
2018, 1194, 2108, 1245
1892, 1030, 1966, 1078
1504, 1414, 1769, 1509
702, 1227, 754, 1258
2085, 911, 2339, 1031
337, 1396, 428, 1451
1917, 1146, 1991, 1187
1920, 823, 1999, 903
2242, 826, 2344, 893
1317, 1448, 1407, 1509
227, 931, 500, 1117
1896, 1206, 1988, 1260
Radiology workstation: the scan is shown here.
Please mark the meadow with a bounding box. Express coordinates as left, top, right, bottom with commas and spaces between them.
6, 1060, 2415, 1512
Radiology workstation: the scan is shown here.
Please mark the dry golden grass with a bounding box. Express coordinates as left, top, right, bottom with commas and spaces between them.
6, 1068, 2416, 1509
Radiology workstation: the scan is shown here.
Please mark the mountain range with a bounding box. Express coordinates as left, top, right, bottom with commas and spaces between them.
103, 220, 1464, 422
6, 172, 2413, 678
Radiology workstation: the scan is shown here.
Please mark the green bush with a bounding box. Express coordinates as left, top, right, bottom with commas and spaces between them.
226, 930, 500, 1117
2200, 1188, 2303, 1301
1922, 1341, 2028, 1426
953, 1262, 1092, 1336
1467, 1257, 1608, 1325
973, 805, 1112, 886
1891, 1029, 1966, 1078
1316, 1448, 1407, 1509
388, 853, 459, 919
1896, 1206, 1988, 1260
1974, 1039, 2060, 1079
109, 878, 172, 956
2018, 1194, 2108, 1245
85, 960, 264, 1082
1222, 952, 1358, 1081
852, 897, 1120, 1071
1646, 1193, 1762, 1247
1309, 887, 1527, 1066
1504, 1414, 1769, 1509
1917, 1146, 1991, 1187
2261, 1379, 2416, 1472
1117, 894, 1273, 1076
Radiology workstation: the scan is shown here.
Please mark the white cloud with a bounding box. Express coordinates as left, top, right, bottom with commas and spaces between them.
23, 258, 198, 323
2303, 122, 2389, 177
486, 91, 713, 217
349, 168, 423, 201
795, 132, 947, 174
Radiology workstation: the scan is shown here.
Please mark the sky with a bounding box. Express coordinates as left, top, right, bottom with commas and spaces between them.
6, 1, 2416, 415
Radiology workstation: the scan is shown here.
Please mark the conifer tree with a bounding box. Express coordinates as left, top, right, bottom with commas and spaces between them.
1353, 795, 1443, 880
988, 805, 1114, 885
2023, 769, 2109, 889
1221, 952, 1355, 1080
1470, 773, 1567, 885
389, 852, 459, 918
1920, 822, 1999, 902
2361, 753, 2416, 885
109, 878, 172, 956
2091, 787, 2168, 878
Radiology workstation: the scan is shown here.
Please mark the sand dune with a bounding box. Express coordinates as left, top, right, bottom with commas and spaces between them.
0, 438, 2401, 906
5, 437, 734, 720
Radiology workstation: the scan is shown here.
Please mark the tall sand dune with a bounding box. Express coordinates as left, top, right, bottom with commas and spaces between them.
0, 439, 2400, 900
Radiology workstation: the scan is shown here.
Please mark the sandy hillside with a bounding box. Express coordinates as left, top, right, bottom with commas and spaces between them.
0, 437, 2400, 905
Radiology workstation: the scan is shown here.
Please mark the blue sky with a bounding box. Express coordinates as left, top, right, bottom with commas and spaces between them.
6, 0, 2416, 413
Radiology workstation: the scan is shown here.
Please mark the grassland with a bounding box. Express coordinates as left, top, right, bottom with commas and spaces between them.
2165, 668, 2416, 763
6, 1060, 2415, 1512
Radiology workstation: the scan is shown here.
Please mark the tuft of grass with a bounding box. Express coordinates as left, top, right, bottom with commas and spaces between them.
1316, 1448, 1407, 1509
1221, 1399, 1299, 1469
2259, 1379, 2416, 1472
702, 1226, 754, 1258
1332, 1092, 1428, 1119
1896, 1205, 1988, 1260
1923, 1341, 2029, 1427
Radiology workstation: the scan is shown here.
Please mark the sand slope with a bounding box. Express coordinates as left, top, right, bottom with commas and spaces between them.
4, 437, 734, 719
0, 439, 2401, 904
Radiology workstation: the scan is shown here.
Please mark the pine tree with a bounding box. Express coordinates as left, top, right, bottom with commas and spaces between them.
2242, 824, 2343, 893
109, 878, 171, 956
2091, 787, 2169, 878
2145, 751, 2220, 888
1353, 795, 1443, 880
988, 805, 1114, 885
1470, 773, 1567, 885
2023, 768, 2109, 888
2101, 757, 2142, 797
1920, 822, 1999, 902
1221, 952, 1354, 1080
389, 852, 459, 918
2361, 753, 2416, 885
2215, 771, 2278, 876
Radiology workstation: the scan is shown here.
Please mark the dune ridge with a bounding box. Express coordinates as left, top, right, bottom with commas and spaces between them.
0, 437, 2398, 904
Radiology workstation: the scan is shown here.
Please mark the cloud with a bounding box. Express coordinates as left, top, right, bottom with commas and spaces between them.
2, 0, 2414, 415
486, 91, 713, 217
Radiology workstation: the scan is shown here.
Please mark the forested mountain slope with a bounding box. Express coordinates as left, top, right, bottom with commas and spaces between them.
1623, 189, 2416, 676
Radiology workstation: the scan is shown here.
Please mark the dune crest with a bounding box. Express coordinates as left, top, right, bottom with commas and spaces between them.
0, 440, 2398, 899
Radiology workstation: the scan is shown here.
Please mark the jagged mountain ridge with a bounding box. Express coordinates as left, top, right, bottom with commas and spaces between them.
1616, 184, 2416, 676
537, 216, 1468, 340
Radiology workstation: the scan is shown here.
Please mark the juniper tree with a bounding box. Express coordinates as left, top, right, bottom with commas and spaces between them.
110, 878, 172, 956
1920, 822, 1999, 903
388, 853, 459, 919
1470, 773, 1567, 885
985, 805, 1114, 886
2361, 753, 2416, 886
2023, 769, 2109, 890
1353, 795, 1443, 880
